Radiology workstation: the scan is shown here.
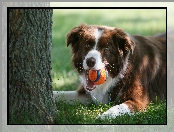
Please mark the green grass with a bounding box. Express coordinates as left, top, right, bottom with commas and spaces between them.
55, 101, 166, 124
51, 8, 167, 124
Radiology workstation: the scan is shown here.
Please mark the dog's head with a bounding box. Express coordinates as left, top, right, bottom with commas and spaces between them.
66, 24, 135, 90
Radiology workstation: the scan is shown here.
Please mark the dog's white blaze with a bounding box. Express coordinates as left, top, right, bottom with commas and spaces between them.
83, 29, 104, 70
97, 103, 131, 119
94, 29, 103, 50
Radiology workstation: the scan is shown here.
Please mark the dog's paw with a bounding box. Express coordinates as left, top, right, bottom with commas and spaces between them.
96, 103, 131, 120
96, 113, 116, 120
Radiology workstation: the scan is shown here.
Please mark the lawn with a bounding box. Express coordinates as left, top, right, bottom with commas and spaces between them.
54, 101, 166, 124
51, 8, 166, 124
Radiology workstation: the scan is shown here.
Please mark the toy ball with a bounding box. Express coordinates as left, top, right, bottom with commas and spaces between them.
88, 68, 108, 85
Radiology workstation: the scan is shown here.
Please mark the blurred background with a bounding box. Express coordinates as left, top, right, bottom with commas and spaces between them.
50, 3, 170, 91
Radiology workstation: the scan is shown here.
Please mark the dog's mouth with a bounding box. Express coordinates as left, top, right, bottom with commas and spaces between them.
85, 70, 96, 91
84, 61, 110, 91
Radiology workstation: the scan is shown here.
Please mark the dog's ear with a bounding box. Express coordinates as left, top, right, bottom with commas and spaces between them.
112, 28, 135, 56
66, 27, 80, 47
66, 24, 86, 47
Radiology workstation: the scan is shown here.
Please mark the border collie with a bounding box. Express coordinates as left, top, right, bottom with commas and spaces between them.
53, 24, 166, 119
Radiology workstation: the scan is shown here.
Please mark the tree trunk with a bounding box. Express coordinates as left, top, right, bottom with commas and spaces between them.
9, 9, 56, 124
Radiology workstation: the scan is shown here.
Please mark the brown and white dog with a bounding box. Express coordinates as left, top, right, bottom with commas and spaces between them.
53, 24, 166, 119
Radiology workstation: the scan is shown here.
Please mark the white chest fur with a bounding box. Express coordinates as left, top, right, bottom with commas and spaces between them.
79, 75, 119, 104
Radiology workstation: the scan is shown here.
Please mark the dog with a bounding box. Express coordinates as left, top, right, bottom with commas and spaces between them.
53, 24, 166, 119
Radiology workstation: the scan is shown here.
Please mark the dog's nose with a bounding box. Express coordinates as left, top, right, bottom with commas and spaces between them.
86, 57, 96, 68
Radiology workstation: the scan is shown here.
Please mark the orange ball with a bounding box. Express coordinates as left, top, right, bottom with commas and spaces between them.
88, 68, 108, 85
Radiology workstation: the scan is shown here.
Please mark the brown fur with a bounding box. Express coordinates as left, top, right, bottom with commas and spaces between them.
66, 24, 166, 112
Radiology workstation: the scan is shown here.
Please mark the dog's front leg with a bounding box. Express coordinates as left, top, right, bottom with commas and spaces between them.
97, 103, 132, 119
53, 91, 92, 105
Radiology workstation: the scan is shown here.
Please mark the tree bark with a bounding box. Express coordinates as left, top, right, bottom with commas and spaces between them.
9, 9, 56, 124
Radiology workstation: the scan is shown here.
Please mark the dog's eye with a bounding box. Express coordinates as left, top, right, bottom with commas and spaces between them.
85, 44, 90, 49
104, 48, 109, 53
